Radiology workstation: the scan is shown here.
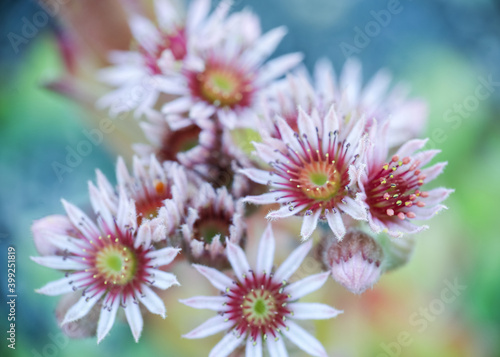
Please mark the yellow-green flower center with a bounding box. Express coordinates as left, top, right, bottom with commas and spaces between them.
199, 69, 244, 107
299, 161, 342, 200
242, 289, 277, 327
95, 244, 137, 286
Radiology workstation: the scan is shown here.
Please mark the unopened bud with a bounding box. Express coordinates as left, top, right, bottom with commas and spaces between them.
322, 230, 384, 295
55, 292, 100, 339
32, 215, 78, 256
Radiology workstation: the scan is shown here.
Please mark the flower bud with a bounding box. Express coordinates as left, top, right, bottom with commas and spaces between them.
322, 229, 384, 295
55, 292, 100, 339
32, 215, 78, 256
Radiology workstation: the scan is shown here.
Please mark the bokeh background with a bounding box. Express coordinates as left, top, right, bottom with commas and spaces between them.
1, 0, 499, 356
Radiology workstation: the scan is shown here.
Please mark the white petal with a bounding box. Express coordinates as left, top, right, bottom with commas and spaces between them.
257, 53, 304, 85
256, 224, 275, 275
148, 269, 179, 290
36, 275, 80, 296
282, 320, 328, 357
266, 204, 307, 220
179, 296, 227, 311
239, 168, 271, 185
322, 106, 341, 152
97, 296, 120, 344
297, 106, 318, 147
147, 247, 181, 267
193, 264, 233, 291
424, 187, 454, 206
276, 116, 301, 152
62, 290, 105, 325
135, 223, 152, 249
124, 297, 144, 342
300, 210, 321, 241
274, 240, 313, 283
338, 196, 367, 221
187, 0, 210, 32
208, 332, 243, 357
395, 139, 428, 158
266, 335, 288, 357
227, 242, 251, 280
288, 302, 342, 320
246, 334, 262, 357
285, 272, 330, 300
412, 204, 447, 220
162, 96, 193, 114
61, 199, 100, 239
420, 162, 447, 183
183, 315, 232, 339
44, 234, 82, 255
136, 284, 166, 318
31, 256, 87, 271
129, 16, 160, 53
325, 210, 346, 240
244, 192, 282, 205
245, 26, 287, 66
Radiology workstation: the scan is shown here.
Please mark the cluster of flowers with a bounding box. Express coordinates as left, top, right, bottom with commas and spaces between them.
32, 1, 452, 356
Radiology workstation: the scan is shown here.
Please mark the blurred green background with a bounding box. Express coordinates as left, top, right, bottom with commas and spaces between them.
1, 0, 499, 356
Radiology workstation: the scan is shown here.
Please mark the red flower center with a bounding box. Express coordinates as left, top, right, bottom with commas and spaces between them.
365, 155, 429, 221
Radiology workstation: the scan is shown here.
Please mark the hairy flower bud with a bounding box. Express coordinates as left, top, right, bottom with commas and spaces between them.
322, 229, 384, 294
32, 215, 78, 256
